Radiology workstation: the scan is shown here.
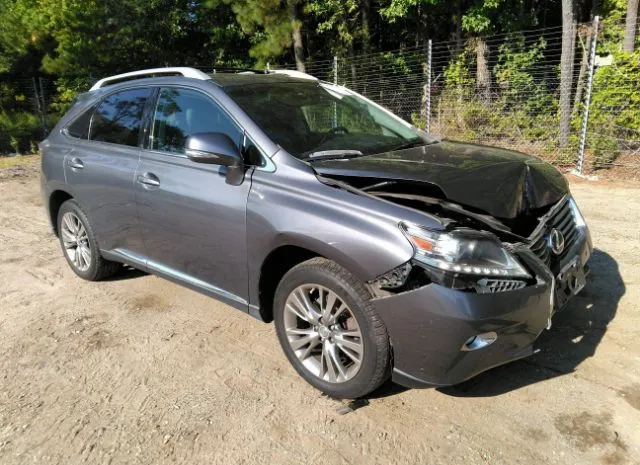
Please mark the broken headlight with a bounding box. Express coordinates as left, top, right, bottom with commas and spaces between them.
400, 222, 531, 278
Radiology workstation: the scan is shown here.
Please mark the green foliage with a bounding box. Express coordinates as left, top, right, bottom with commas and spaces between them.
435, 36, 561, 160
598, 0, 629, 55
461, 0, 503, 34
0, 0, 250, 77
306, 0, 361, 52
443, 51, 474, 98
48, 76, 94, 114
379, 0, 438, 23
494, 36, 554, 114
0, 0, 636, 171
586, 51, 640, 165
0, 111, 42, 153
210, 0, 297, 65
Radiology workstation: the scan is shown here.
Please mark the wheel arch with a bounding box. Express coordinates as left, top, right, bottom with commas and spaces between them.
254, 229, 405, 323
257, 245, 322, 323
48, 189, 74, 236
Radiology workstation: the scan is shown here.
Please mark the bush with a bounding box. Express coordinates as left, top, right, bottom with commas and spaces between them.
586, 50, 640, 166
0, 111, 44, 154
426, 36, 563, 161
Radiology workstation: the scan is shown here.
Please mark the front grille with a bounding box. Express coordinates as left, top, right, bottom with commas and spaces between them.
476, 278, 526, 293
528, 196, 579, 268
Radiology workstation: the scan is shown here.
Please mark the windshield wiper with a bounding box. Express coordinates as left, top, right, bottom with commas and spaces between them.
301, 149, 364, 162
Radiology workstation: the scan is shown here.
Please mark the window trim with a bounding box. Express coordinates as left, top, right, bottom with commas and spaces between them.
61, 82, 275, 172
144, 85, 269, 168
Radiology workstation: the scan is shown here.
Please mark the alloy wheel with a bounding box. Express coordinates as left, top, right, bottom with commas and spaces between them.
60, 211, 92, 272
283, 284, 363, 383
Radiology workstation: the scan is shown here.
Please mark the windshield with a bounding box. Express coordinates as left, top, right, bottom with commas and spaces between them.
225, 81, 436, 159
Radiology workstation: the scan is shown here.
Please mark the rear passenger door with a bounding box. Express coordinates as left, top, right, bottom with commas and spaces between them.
135, 87, 251, 309
63, 87, 151, 255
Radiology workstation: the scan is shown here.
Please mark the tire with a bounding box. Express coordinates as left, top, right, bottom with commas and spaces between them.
57, 199, 120, 281
274, 257, 391, 399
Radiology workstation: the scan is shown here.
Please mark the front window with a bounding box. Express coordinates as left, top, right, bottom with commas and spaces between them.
225, 81, 435, 159
151, 87, 243, 154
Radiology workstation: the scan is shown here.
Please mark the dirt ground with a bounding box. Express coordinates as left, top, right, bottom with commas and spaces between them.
1, 159, 639, 465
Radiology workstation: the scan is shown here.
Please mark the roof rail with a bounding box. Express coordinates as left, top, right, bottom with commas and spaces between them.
210, 67, 269, 74
89, 67, 210, 91
270, 69, 317, 81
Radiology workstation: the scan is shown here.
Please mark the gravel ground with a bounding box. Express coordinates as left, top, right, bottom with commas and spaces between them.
0, 160, 639, 465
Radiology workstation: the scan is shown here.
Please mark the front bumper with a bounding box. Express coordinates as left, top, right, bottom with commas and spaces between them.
373, 228, 592, 388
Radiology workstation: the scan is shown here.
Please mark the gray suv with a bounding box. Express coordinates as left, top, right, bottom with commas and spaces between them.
41, 67, 592, 399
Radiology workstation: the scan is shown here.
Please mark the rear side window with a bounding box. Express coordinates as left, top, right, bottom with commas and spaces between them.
90, 88, 151, 147
65, 106, 95, 139
151, 88, 242, 154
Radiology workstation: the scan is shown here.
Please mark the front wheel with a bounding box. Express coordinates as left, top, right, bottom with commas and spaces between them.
274, 258, 391, 399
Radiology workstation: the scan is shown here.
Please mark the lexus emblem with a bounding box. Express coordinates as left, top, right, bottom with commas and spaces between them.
548, 229, 565, 255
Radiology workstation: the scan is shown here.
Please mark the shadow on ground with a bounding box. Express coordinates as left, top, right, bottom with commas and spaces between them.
439, 248, 624, 397
103, 265, 148, 282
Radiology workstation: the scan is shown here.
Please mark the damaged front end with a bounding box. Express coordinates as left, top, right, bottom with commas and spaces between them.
316, 175, 592, 388
317, 174, 591, 308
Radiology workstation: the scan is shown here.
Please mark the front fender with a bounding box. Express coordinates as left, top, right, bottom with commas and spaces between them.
246, 155, 429, 307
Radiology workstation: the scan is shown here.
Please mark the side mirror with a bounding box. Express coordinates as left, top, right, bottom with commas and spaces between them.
185, 132, 245, 185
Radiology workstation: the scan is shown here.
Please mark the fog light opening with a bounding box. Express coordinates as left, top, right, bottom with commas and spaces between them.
461, 331, 498, 352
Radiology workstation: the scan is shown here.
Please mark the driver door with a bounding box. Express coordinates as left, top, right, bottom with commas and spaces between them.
135, 87, 251, 309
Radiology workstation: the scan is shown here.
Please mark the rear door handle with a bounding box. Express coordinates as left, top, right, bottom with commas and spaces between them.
137, 173, 160, 187
67, 157, 84, 170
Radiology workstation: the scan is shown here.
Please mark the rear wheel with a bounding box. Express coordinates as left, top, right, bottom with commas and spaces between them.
274, 257, 391, 399
57, 199, 120, 281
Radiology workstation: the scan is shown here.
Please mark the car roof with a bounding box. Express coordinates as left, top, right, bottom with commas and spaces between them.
209, 72, 319, 88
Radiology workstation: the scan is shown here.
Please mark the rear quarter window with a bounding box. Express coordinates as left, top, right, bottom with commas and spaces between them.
65, 106, 96, 139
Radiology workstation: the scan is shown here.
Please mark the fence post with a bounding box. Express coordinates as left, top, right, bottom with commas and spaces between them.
576, 15, 599, 175
333, 56, 338, 128
426, 39, 432, 133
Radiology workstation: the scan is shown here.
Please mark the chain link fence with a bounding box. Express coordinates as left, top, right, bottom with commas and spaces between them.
1, 17, 638, 176
290, 17, 639, 176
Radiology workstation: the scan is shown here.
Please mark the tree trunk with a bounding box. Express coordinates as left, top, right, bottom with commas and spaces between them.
476, 38, 490, 102
559, 0, 575, 148
289, 3, 305, 73
348, 44, 357, 92
360, 0, 371, 95
361, 0, 371, 53
454, 0, 462, 53
623, 0, 639, 52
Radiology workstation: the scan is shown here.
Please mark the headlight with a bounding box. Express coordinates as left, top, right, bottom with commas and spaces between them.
568, 197, 587, 228
400, 222, 531, 278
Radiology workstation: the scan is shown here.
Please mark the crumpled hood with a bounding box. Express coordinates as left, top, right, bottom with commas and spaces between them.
312, 140, 569, 219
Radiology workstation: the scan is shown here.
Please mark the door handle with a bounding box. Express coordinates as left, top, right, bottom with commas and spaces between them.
137, 173, 160, 187
67, 157, 84, 170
